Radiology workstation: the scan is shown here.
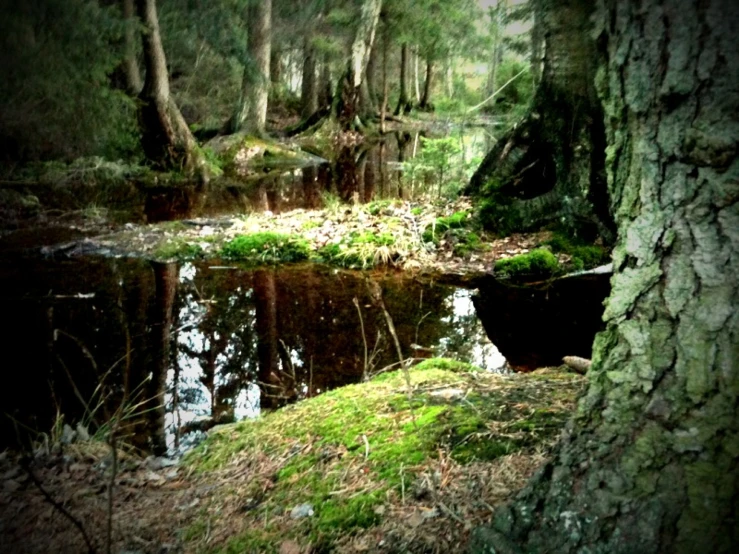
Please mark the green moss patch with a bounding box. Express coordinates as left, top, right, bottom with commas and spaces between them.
544, 232, 610, 270
183, 360, 584, 552
221, 232, 310, 264
494, 248, 560, 279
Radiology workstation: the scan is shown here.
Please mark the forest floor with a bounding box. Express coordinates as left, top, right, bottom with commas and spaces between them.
0, 360, 585, 554
48, 196, 581, 284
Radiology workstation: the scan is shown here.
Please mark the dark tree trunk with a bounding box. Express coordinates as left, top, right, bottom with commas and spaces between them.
268, 47, 282, 105
300, 37, 318, 119
254, 270, 279, 409
469, 0, 739, 552
145, 261, 177, 455
135, 0, 204, 176
394, 43, 412, 115
319, 54, 333, 109
468, 0, 612, 241
234, 0, 271, 135
419, 59, 433, 110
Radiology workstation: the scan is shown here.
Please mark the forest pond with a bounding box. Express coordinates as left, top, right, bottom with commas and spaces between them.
0, 256, 607, 456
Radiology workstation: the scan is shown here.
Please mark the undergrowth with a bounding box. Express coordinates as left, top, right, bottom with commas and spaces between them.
183, 360, 584, 552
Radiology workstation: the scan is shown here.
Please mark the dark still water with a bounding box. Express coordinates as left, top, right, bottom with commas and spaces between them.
0, 256, 608, 455
0, 258, 502, 454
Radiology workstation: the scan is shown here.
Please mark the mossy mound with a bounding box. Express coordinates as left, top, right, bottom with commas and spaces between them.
494, 248, 560, 279
543, 232, 610, 270
221, 232, 311, 264
183, 359, 584, 552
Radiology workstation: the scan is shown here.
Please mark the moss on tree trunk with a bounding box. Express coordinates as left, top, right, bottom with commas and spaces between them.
469, 0, 613, 241
469, 0, 739, 552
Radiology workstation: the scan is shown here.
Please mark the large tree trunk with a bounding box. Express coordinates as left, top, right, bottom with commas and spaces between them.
469, 0, 739, 552
233, 0, 271, 135
135, 0, 204, 176
468, 0, 612, 241
300, 37, 318, 119
333, 0, 382, 129
419, 59, 433, 110
394, 43, 412, 115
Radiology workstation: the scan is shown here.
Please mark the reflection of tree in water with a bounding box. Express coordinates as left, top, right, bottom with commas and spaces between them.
170, 264, 259, 443
168, 265, 474, 432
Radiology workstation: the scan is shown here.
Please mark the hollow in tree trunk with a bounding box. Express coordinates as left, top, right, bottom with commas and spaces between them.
135, 0, 205, 176
233, 0, 271, 135
468, 0, 739, 552
468, 0, 612, 240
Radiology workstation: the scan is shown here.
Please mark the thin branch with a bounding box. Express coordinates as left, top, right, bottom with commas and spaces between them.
466, 66, 528, 113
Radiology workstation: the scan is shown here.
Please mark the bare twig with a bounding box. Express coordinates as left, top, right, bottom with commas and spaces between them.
353, 297, 369, 380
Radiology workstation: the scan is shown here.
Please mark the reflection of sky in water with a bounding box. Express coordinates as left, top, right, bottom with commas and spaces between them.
437, 289, 507, 371
165, 264, 508, 454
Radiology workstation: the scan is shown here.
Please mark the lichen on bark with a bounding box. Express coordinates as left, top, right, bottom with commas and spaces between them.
468, 0, 739, 552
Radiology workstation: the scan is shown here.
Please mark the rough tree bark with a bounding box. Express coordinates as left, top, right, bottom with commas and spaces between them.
468, 0, 612, 241
394, 43, 412, 115
234, 0, 272, 135
469, 0, 739, 552
333, 0, 382, 129
135, 0, 204, 175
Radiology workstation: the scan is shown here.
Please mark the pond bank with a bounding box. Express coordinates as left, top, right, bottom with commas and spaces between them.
0, 360, 585, 553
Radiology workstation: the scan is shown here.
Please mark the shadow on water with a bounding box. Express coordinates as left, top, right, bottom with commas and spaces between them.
0, 257, 512, 455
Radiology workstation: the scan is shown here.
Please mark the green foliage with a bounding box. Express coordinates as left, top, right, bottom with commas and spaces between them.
221, 232, 311, 264
0, 0, 140, 161
494, 248, 560, 279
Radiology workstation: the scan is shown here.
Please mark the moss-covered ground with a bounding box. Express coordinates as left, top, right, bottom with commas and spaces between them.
181, 359, 585, 553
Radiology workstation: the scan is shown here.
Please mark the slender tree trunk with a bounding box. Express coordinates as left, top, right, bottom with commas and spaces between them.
394, 43, 412, 115
333, 0, 382, 129
121, 0, 142, 94
300, 37, 318, 119
444, 59, 454, 99
366, 37, 379, 105
269, 47, 282, 102
135, 0, 204, 176
419, 59, 433, 110
234, 0, 272, 135
319, 54, 333, 108
413, 46, 421, 103
469, 0, 739, 552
